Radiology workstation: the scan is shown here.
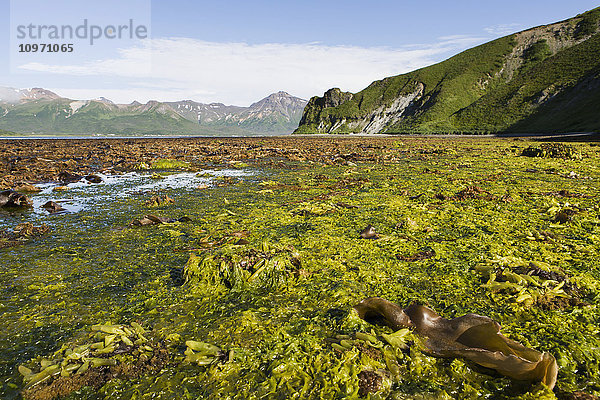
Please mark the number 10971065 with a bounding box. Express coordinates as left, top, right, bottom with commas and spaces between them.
18, 43, 74, 52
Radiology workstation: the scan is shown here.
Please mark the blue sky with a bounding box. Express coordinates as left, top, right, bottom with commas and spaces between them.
0, 0, 598, 105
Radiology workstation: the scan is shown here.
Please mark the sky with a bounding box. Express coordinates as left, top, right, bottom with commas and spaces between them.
0, 0, 598, 106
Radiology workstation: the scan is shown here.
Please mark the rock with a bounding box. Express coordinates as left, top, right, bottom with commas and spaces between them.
58, 172, 82, 184
360, 225, 378, 239
85, 174, 103, 183
130, 214, 191, 226
42, 201, 66, 213
553, 208, 576, 223
135, 215, 169, 226
0, 190, 32, 207
146, 195, 175, 207
53, 186, 69, 192
1, 223, 50, 248
397, 249, 436, 262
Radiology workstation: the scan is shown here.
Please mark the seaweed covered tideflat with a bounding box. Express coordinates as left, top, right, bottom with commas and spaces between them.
0, 136, 599, 400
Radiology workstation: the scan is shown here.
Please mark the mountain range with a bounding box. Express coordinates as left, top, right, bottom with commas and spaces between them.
295, 7, 600, 134
0, 89, 307, 136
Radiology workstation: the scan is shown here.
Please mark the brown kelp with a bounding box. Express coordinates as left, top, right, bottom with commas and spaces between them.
0, 189, 31, 207
354, 297, 558, 388
0, 223, 49, 248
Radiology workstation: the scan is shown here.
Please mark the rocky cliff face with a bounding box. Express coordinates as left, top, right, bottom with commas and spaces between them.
295, 7, 600, 134
297, 88, 353, 130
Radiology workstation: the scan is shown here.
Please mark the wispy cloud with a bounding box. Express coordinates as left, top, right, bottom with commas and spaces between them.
19, 36, 485, 105
484, 23, 523, 36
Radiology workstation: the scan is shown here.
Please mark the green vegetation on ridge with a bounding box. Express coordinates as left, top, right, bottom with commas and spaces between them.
456, 31, 600, 133
295, 7, 600, 134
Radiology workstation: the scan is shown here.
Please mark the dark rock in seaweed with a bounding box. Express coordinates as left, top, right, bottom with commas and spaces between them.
132, 214, 170, 226
553, 208, 576, 223
360, 225, 378, 239
397, 249, 436, 262
42, 201, 66, 214
354, 297, 558, 389
57, 172, 82, 184
85, 174, 103, 183
356, 342, 384, 361
130, 214, 191, 226
12, 223, 50, 237
0, 190, 31, 207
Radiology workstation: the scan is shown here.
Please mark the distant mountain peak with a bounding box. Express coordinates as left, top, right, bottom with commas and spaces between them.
94, 97, 115, 105
263, 91, 298, 100
0, 87, 60, 103
24, 88, 61, 101
251, 91, 306, 105
270, 91, 291, 97
249, 92, 307, 116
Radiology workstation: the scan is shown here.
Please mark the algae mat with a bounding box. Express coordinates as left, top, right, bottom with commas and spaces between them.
1, 138, 599, 399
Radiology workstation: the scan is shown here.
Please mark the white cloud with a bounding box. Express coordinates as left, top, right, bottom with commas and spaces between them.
484, 23, 523, 36
18, 36, 486, 105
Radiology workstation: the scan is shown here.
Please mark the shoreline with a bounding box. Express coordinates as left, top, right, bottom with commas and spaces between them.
1, 131, 599, 141
0, 134, 594, 189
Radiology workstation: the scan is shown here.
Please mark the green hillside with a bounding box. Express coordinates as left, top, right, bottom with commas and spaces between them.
295, 7, 600, 134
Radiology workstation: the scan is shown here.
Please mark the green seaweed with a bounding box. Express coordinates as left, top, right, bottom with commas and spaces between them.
1, 138, 600, 399
150, 159, 191, 170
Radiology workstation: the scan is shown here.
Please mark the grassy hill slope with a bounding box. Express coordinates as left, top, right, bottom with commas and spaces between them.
295, 7, 600, 134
